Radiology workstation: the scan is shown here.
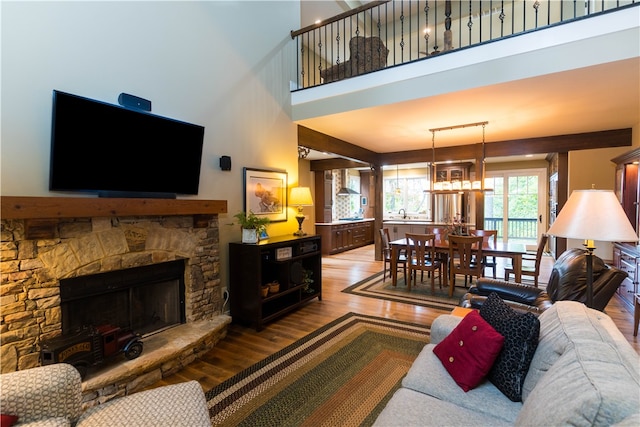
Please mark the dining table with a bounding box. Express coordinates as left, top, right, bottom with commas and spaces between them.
389, 237, 527, 291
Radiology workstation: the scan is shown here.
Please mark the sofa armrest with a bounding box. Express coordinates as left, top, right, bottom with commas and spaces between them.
76, 380, 210, 427
0, 364, 82, 424
430, 314, 462, 344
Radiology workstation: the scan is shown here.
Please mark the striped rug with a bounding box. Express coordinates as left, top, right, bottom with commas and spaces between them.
206, 313, 430, 427
342, 271, 471, 310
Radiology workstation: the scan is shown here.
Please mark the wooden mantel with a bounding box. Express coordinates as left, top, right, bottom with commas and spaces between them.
1, 196, 227, 219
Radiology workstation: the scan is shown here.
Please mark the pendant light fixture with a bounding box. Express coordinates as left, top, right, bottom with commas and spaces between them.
395, 164, 401, 194
429, 121, 493, 193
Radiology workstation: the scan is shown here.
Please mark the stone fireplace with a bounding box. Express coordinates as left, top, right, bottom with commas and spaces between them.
59, 260, 186, 337
0, 196, 229, 406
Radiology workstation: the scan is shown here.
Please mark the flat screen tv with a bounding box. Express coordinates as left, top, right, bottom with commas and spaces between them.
49, 90, 205, 197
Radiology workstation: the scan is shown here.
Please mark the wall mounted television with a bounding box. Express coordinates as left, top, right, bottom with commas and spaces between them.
49, 90, 205, 198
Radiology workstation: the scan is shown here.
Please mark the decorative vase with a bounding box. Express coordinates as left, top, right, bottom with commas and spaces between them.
242, 228, 258, 244
260, 285, 269, 298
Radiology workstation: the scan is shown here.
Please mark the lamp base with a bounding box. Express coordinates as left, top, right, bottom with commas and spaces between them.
294, 214, 306, 236
584, 243, 595, 309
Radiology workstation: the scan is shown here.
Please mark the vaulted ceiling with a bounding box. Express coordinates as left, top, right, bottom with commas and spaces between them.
296, 1, 640, 163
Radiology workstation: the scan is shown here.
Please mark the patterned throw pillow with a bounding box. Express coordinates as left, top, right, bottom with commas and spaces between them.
433, 310, 505, 392
480, 292, 540, 402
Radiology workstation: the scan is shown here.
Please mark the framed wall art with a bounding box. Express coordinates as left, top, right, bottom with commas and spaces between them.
243, 167, 288, 222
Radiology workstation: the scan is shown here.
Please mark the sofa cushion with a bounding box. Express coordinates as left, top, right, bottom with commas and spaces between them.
480, 293, 540, 402
433, 310, 504, 391
516, 339, 640, 426
402, 343, 522, 423
373, 387, 511, 427
429, 314, 463, 344
523, 301, 640, 401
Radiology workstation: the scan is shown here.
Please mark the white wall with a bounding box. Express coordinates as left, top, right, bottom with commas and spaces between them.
1, 1, 302, 291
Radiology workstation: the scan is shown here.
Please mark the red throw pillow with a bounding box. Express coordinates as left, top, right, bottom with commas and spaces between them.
0, 414, 19, 427
433, 310, 505, 391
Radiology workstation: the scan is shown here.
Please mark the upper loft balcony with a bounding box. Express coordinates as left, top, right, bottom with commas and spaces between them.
291, 0, 638, 91
290, 1, 639, 157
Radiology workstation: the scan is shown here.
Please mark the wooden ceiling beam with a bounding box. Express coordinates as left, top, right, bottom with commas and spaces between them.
301, 127, 632, 168
298, 126, 379, 165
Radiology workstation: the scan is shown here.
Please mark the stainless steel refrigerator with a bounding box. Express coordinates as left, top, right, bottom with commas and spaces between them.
432, 193, 467, 224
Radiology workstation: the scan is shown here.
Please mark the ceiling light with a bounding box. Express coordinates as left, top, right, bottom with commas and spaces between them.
429, 121, 491, 194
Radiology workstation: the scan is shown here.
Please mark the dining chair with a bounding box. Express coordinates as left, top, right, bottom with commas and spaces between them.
426, 226, 449, 270
505, 234, 549, 287
448, 235, 484, 297
405, 233, 442, 293
470, 229, 498, 278
380, 228, 407, 281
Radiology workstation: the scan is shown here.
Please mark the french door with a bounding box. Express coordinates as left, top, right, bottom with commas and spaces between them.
484, 168, 547, 245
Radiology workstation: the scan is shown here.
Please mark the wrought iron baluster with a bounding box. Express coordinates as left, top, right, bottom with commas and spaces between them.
467, 0, 473, 46
400, 0, 405, 62
432, 0, 438, 54
500, 1, 505, 38
424, 0, 430, 56
444, 0, 452, 51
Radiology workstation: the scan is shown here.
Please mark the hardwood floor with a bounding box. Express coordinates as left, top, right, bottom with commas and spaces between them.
151, 244, 639, 392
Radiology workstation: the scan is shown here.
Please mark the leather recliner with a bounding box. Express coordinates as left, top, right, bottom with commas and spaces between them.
460, 248, 627, 314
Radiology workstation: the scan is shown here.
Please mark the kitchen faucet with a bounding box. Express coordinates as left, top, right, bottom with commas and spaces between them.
398, 209, 407, 219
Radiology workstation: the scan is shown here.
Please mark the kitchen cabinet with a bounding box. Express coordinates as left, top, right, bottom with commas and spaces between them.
229, 235, 322, 331
316, 219, 374, 254
434, 163, 472, 182
384, 222, 430, 241
611, 148, 640, 309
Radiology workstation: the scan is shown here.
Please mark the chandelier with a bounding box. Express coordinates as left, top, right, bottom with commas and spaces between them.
428, 121, 493, 193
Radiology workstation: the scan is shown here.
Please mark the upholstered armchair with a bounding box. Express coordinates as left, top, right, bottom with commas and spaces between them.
320, 36, 389, 83
0, 363, 211, 426
460, 248, 627, 313
545, 247, 627, 311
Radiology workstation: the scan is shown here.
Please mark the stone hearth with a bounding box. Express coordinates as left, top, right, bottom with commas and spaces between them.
1, 203, 228, 406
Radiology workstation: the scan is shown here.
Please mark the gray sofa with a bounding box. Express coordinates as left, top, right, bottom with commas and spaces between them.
374, 301, 640, 426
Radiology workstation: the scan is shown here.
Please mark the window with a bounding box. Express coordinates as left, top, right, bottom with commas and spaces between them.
383, 168, 430, 215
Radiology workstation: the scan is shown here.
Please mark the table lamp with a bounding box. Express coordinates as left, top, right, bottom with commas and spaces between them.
546, 189, 637, 308
290, 187, 313, 236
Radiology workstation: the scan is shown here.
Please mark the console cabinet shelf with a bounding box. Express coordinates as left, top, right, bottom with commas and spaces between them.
229, 235, 322, 331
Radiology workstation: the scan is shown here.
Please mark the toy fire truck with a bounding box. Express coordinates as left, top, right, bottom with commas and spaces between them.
40, 324, 143, 378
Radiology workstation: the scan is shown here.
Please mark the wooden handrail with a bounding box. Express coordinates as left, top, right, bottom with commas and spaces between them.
291, 0, 390, 38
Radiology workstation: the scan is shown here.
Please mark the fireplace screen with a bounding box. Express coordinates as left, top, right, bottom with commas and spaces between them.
60, 260, 186, 337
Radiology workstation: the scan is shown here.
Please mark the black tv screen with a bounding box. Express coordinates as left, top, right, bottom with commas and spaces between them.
49, 90, 205, 197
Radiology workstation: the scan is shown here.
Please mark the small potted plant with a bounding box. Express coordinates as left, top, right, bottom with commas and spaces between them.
233, 211, 270, 244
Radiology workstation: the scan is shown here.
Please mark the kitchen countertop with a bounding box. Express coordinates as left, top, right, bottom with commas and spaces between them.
315, 218, 375, 225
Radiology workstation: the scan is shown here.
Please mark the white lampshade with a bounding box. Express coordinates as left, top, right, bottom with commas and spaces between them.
547, 189, 637, 243
290, 187, 313, 207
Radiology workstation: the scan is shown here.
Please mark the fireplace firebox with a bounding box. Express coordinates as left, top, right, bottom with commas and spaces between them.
60, 260, 186, 337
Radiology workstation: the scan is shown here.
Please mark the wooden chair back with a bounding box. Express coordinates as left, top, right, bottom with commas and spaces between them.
505, 234, 549, 287
448, 235, 484, 296
406, 233, 441, 292
470, 229, 497, 247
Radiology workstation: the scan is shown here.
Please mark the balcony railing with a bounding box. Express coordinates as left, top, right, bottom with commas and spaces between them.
485, 217, 538, 240
291, 0, 637, 90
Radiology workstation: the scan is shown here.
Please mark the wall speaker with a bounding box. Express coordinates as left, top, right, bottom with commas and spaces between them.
118, 93, 152, 111
219, 156, 232, 171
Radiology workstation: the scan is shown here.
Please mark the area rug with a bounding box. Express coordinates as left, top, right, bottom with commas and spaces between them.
205, 312, 430, 427
342, 271, 471, 310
